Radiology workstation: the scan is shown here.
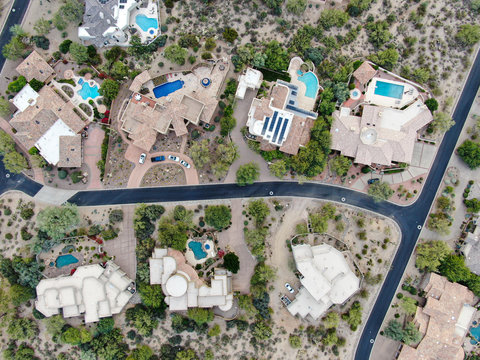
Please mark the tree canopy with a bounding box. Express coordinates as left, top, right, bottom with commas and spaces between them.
457, 140, 480, 169
236, 162, 260, 186
3, 151, 28, 174
164, 44, 188, 65
248, 199, 270, 226
204, 205, 231, 230
223, 252, 240, 273
187, 308, 213, 326
36, 203, 80, 242
368, 181, 394, 202
415, 240, 451, 272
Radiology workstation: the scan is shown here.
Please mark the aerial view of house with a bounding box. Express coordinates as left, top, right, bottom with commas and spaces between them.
0, 0, 479, 359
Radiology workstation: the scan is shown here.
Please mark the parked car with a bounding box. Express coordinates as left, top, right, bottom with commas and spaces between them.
367, 178, 380, 185
151, 156, 165, 162
139, 153, 146, 164
180, 160, 191, 168
285, 283, 294, 293
168, 155, 179, 162
280, 295, 292, 307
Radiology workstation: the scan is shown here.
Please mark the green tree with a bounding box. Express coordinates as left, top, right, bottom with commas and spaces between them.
250, 263, 276, 285
7, 317, 38, 340
61, 326, 92, 345
222, 28, 238, 43
164, 44, 188, 65
189, 139, 210, 169
323, 311, 339, 329
286, 0, 307, 15
330, 155, 351, 177
0, 97, 11, 117
90, 328, 128, 360
127, 345, 153, 360
109, 209, 124, 224
465, 198, 480, 213
366, 21, 392, 48
220, 115, 236, 136
44, 315, 66, 337
96, 317, 115, 334
432, 112, 454, 134
172, 205, 193, 224
238, 294, 258, 316
318, 9, 349, 29
8, 76, 27, 93
264, 41, 289, 71
425, 98, 438, 112
204, 37, 216, 51
126, 305, 158, 336
2, 36, 26, 60
9, 25, 28, 38
402, 322, 421, 345
252, 321, 272, 340
248, 199, 270, 226
309, 213, 328, 233
139, 283, 165, 309
269, 160, 288, 178
401, 297, 417, 316
58, 0, 84, 23
236, 162, 260, 186
208, 324, 221, 337
289, 334, 302, 348
9, 284, 34, 306
69, 42, 89, 63
33, 18, 51, 36
244, 227, 268, 257
187, 308, 213, 326
205, 205, 231, 229
3, 151, 28, 174
110, 61, 129, 80
455, 24, 480, 47
99, 79, 120, 104
438, 254, 471, 283
368, 181, 394, 202
223, 252, 240, 273
175, 349, 199, 360
367, 48, 399, 71
457, 140, 480, 169
384, 319, 403, 341
59, 39, 72, 54
342, 301, 362, 330
0, 130, 16, 155
157, 221, 188, 251
415, 240, 451, 272
427, 212, 451, 235
36, 203, 80, 241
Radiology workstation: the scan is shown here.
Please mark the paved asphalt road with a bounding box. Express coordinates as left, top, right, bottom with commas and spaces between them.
0, 39, 478, 360
0, 0, 31, 71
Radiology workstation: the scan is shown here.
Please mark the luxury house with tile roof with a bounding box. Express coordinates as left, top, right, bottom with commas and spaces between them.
15, 50, 55, 83
10, 85, 85, 167
398, 273, 476, 360
246, 79, 317, 155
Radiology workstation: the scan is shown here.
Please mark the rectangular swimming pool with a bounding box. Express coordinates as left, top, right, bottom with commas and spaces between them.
153, 80, 184, 98
374, 80, 404, 99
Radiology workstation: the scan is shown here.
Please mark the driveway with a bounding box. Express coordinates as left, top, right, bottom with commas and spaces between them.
83, 124, 105, 189
224, 89, 277, 183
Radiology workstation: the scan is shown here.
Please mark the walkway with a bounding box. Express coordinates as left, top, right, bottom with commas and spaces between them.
224, 89, 277, 183
83, 125, 104, 190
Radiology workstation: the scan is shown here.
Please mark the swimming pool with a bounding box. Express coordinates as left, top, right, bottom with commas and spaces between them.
56, 254, 78, 268
153, 80, 184, 98
297, 71, 319, 99
374, 80, 404, 99
136, 14, 158, 32
78, 81, 100, 100
188, 241, 207, 260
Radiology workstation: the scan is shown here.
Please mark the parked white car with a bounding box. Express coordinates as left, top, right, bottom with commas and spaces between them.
285, 283, 294, 293
139, 153, 146, 164
180, 160, 191, 168
168, 155, 179, 162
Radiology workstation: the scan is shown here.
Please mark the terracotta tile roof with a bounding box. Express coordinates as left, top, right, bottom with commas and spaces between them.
10, 86, 84, 150
129, 70, 151, 93
398, 273, 476, 360
279, 115, 314, 155
171, 117, 188, 137
353, 62, 377, 85
330, 102, 432, 166
16, 50, 55, 82
271, 84, 289, 109
58, 135, 82, 168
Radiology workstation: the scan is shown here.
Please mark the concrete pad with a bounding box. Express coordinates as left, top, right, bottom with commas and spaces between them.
410, 142, 423, 167
420, 143, 437, 168
382, 175, 394, 184
352, 178, 366, 191
370, 335, 400, 360
401, 171, 413, 182
34, 186, 77, 205
408, 166, 426, 178
392, 173, 403, 184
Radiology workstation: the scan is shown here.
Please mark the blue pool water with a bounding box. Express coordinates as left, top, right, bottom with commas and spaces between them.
78, 81, 100, 100
374, 80, 404, 99
56, 254, 78, 268
470, 325, 480, 344
188, 241, 207, 260
205, 243, 210, 250
136, 14, 158, 32
297, 71, 319, 99
153, 80, 184, 98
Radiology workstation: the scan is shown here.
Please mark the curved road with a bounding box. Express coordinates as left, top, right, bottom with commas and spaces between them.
0, 50, 478, 360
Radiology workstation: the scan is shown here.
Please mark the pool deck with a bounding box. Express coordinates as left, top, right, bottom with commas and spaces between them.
130, 0, 160, 44
185, 239, 216, 266
364, 77, 418, 108
287, 57, 318, 111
